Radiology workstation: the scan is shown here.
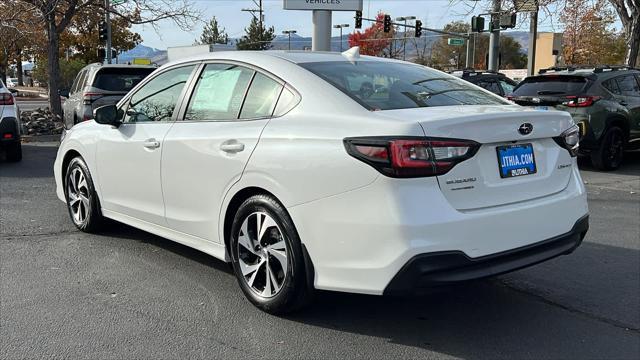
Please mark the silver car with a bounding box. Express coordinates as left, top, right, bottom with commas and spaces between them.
61, 63, 155, 129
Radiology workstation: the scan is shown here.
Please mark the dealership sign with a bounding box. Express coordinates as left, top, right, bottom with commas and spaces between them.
283, 0, 363, 11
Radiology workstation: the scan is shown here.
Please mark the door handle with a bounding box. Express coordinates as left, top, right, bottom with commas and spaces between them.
143, 138, 160, 149
220, 141, 245, 153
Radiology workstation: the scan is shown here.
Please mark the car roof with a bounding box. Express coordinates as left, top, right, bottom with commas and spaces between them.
161, 50, 402, 69
83, 63, 157, 71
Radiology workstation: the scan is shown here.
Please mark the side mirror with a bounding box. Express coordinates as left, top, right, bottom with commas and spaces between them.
58, 89, 70, 98
94, 105, 122, 127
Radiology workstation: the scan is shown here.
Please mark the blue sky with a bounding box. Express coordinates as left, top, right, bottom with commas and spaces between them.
132, 0, 569, 50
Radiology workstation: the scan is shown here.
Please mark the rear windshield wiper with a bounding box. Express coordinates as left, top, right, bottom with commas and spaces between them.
536, 90, 565, 95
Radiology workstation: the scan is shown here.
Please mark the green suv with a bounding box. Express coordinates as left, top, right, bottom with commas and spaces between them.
510, 66, 640, 170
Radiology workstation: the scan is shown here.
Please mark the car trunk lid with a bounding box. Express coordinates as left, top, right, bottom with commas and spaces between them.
376, 105, 576, 210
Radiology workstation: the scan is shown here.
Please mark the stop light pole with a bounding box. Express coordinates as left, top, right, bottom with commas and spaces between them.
488, 0, 501, 71
104, 0, 112, 64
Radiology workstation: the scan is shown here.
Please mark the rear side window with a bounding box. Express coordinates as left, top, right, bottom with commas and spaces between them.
185, 64, 254, 121
93, 67, 155, 92
602, 79, 621, 95
240, 73, 283, 119
300, 61, 507, 111
512, 76, 589, 96
616, 75, 640, 96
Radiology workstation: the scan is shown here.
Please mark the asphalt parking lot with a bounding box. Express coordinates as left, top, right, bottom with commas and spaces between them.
1, 143, 639, 359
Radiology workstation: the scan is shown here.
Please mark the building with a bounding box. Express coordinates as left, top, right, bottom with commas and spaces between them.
534, 32, 564, 73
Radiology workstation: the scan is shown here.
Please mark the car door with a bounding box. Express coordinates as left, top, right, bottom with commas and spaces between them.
95, 64, 198, 225
63, 70, 85, 127
161, 62, 285, 242
615, 74, 640, 140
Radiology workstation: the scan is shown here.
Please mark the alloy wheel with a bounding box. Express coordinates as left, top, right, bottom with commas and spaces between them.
236, 212, 288, 298
606, 130, 624, 167
67, 167, 91, 225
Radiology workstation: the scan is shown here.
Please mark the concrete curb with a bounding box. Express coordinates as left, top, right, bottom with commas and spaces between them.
22, 135, 61, 143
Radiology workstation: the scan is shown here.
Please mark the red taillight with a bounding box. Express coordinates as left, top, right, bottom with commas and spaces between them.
506, 95, 515, 101
0, 93, 14, 105
3, 133, 13, 139
83, 92, 104, 105
564, 95, 601, 107
344, 137, 480, 178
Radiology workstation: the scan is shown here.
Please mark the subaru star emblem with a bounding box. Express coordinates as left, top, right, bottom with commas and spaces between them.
519, 123, 533, 135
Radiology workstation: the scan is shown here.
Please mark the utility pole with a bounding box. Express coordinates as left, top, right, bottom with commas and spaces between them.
242, 1, 265, 36
527, 9, 538, 76
333, 24, 349, 52
396, 16, 416, 61
488, 0, 501, 71
104, 0, 112, 64
282, 30, 297, 50
465, 32, 475, 68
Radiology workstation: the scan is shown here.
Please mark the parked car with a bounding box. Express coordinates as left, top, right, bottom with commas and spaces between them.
509, 66, 640, 170
54, 50, 589, 314
6, 78, 18, 88
450, 69, 518, 97
0, 80, 22, 161
61, 63, 156, 129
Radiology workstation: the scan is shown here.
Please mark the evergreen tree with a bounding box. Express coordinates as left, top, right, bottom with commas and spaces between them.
236, 17, 275, 50
198, 16, 228, 45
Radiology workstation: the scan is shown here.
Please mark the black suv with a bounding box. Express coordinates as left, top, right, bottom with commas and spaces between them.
510, 66, 640, 170
450, 70, 518, 97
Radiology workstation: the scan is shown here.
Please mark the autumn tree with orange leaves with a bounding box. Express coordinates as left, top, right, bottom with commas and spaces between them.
348, 12, 400, 58
561, 0, 627, 65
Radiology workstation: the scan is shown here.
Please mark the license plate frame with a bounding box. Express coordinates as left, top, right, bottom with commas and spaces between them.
496, 143, 537, 179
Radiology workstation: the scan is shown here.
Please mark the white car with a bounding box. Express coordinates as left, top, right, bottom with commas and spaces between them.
5, 78, 17, 88
0, 79, 21, 161
54, 50, 589, 313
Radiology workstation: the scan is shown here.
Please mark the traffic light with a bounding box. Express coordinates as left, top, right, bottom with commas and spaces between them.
471, 16, 485, 33
500, 13, 517, 29
99, 21, 108, 41
355, 10, 362, 29
414, 20, 422, 38
383, 14, 391, 33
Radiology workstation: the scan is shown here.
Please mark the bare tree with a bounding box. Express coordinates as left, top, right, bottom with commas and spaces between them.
609, 0, 639, 66
8, 0, 200, 117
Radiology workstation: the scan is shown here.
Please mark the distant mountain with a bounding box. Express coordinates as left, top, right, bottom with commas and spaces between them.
118, 44, 167, 64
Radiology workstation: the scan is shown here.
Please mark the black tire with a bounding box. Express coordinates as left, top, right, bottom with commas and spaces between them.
65, 157, 104, 232
5, 141, 22, 162
591, 126, 625, 171
229, 194, 313, 314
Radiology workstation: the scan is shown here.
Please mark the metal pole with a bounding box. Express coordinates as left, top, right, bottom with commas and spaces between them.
105, 0, 112, 64
465, 32, 471, 68
403, 19, 408, 61
488, 0, 500, 71
288, 33, 291, 50
312, 10, 332, 51
527, 10, 538, 76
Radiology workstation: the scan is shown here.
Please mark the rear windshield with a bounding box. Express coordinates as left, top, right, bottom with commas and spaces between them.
512, 75, 589, 96
92, 67, 155, 92
299, 61, 508, 110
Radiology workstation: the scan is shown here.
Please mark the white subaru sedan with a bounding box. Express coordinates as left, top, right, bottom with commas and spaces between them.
54, 50, 589, 313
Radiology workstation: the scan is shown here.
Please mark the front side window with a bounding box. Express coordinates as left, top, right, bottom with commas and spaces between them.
616, 75, 640, 97
185, 64, 254, 121
300, 61, 507, 111
123, 65, 195, 123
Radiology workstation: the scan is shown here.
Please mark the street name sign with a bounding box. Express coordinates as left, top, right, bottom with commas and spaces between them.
448, 38, 465, 46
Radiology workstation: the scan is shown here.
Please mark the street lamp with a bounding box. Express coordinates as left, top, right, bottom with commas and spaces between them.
282, 30, 297, 51
396, 16, 416, 61
333, 24, 350, 52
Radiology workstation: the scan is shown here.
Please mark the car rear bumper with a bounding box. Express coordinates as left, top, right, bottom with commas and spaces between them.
288, 163, 588, 295
384, 215, 588, 295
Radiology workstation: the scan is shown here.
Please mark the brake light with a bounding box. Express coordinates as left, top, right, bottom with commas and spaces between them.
83, 92, 104, 105
564, 95, 600, 107
506, 95, 515, 101
3, 133, 13, 139
344, 137, 480, 178
553, 125, 580, 157
0, 93, 14, 105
